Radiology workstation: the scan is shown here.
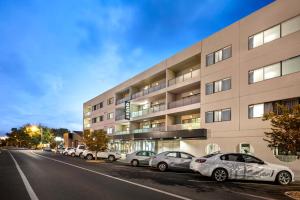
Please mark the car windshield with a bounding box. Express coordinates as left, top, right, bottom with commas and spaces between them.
203, 153, 219, 158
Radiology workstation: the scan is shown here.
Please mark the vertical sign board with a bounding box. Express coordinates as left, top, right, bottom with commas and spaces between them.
125, 101, 130, 120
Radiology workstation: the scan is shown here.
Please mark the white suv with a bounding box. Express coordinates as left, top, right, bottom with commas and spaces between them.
75, 145, 85, 157
82, 150, 121, 162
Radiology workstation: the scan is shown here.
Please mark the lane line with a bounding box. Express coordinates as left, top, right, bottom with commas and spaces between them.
8, 151, 39, 200
32, 151, 191, 200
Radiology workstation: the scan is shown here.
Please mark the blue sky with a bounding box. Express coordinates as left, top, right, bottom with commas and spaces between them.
0, 0, 274, 135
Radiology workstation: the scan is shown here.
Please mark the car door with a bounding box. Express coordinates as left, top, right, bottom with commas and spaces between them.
164, 152, 180, 169
136, 151, 149, 165
220, 154, 245, 179
243, 155, 273, 181
178, 152, 194, 170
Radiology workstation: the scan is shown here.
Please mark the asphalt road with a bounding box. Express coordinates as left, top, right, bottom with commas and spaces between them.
0, 149, 299, 200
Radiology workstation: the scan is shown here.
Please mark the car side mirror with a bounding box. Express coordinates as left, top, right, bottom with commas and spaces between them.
259, 161, 265, 165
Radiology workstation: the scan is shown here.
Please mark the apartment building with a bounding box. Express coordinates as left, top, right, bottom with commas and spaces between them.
83, 0, 300, 170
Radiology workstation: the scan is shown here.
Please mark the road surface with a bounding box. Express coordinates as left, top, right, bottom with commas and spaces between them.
0, 149, 299, 200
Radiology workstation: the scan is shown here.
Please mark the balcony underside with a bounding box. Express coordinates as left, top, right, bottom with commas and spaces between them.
112, 128, 207, 140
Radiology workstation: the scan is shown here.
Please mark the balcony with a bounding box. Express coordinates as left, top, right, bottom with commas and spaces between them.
132, 126, 165, 134
115, 115, 126, 121
114, 130, 130, 135
168, 94, 200, 109
168, 68, 200, 86
116, 96, 130, 105
131, 104, 165, 118
84, 111, 91, 117
132, 82, 166, 99
167, 123, 200, 131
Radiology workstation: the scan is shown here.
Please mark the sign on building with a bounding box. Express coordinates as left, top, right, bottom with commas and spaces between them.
125, 101, 130, 120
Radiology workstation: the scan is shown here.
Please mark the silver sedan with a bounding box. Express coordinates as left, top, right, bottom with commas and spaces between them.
149, 151, 195, 172
124, 151, 156, 167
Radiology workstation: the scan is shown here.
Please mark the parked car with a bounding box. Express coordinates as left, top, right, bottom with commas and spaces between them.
56, 147, 65, 154
82, 149, 121, 161
149, 151, 195, 172
42, 147, 51, 152
125, 151, 156, 167
75, 145, 85, 157
62, 147, 74, 156
67, 148, 76, 157
190, 153, 295, 185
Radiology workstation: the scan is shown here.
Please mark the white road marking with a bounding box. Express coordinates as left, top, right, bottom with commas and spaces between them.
32, 151, 192, 200
8, 151, 39, 200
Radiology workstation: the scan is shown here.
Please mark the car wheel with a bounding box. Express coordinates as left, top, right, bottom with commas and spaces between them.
212, 168, 228, 182
64, 153, 67, 156
86, 154, 93, 160
131, 160, 139, 167
276, 171, 292, 185
79, 152, 83, 158
158, 162, 168, 172
108, 155, 115, 162
71, 153, 75, 157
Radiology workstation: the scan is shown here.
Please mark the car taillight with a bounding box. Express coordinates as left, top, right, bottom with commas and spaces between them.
195, 159, 206, 163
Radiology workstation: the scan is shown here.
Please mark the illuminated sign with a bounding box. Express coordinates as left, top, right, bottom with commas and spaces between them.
125, 101, 130, 120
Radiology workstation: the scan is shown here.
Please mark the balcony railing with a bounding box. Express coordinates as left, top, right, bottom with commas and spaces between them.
114, 130, 130, 135
84, 111, 91, 117
131, 104, 165, 118
132, 126, 165, 134
167, 122, 200, 131
168, 94, 200, 109
168, 68, 200, 86
132, 82, 166, 99
115, 115, 126, 121
116, 96, 130, 105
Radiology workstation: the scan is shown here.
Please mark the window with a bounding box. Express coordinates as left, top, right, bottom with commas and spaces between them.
249, 55, 300, 84
206, 77, 231, 95
205, 83, 214, 95
166, 152, 177, 158
107, 97, 114, 105
107, 127, 113, 134
249, 103, 264, 118
180, 153, 193, 159
214, 110, 222, 122
249, 15, 300, 49
221, 154, 244, 162
239, 143, 253, 154
92, 118, 97, 123
206, 53, 214, 66
206, 144, 220, 155
107, 112, 114, 119
263, 63, 281, 80
282, 15, 300, 36
263, 25, 280, 43
205, 108, 231, 123
136, 151, 147, 156
282, 56, 300, 75
249, 98, 300, 118
214, 49, 222, 63
221, 109, 231, 121
249, 32, 263, 49
99, 102, 103, 108
205, 111, 213, 123
92, 102, 103, 111
206, 46, 232, 66
99, 115, 103, 121
242, 155, 263, 164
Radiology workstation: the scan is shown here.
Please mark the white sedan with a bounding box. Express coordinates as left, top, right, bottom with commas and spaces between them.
190, 153, 295, 185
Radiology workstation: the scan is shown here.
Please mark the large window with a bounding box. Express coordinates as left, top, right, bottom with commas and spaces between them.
206, 78, 231, 95
249, 97, 300, 118
92, 102, 103, 111
107, 112, 114, 120
206, 45, 232, 66
107, 97, 114, 105
249, 15, 300, 49
205, 108, 231, 123
249, 55, 300, 84
106, 127, 113, 134
206, 144, 220, 155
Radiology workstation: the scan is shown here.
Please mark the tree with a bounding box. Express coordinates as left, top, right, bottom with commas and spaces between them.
263, 104, 300, 155
84, 129, 109, 160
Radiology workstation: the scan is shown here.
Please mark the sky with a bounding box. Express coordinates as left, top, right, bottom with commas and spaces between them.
0, 0, 274, 135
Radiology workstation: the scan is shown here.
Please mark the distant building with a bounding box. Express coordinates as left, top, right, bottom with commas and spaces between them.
63, 131, 83, 148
